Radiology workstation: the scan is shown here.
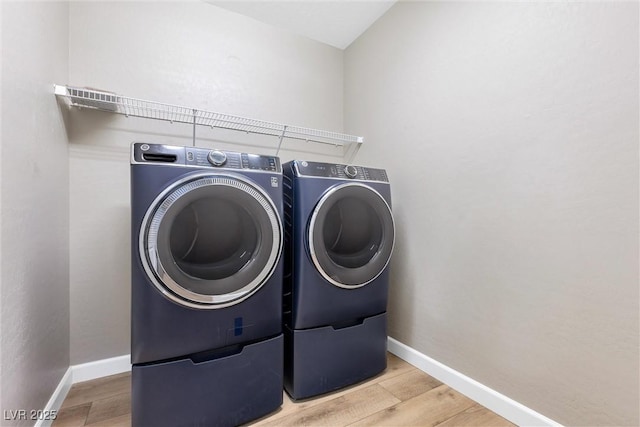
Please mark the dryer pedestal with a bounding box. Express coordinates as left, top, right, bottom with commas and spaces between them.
132, 334, 283, 427
283, 313, 387, 400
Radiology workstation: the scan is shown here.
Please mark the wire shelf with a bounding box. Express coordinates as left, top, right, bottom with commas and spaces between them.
54, 84, 363, 160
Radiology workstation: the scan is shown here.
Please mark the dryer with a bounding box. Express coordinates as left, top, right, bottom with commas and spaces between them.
131, 143, 284, 426
282, 160, 395, 400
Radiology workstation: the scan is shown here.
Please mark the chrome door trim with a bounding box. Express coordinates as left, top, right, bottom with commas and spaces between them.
308, 182, 395, 289
139, 171, 282, 309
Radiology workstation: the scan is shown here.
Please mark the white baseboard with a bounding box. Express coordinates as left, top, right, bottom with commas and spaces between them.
34, 367, 72, 427
387, 337, 562, 427
36, 354, 131, 426
71, 354, 131, 383
45, 341, 563, 426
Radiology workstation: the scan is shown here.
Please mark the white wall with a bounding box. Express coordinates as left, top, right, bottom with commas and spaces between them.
345, 2, 639, 425
0, 1, 70, 424
0, 2, 4, 415
68, 1, 345, 364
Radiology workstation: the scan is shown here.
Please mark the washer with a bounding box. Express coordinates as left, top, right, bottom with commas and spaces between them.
131, 143, 284, 426
282, 160, 395, 399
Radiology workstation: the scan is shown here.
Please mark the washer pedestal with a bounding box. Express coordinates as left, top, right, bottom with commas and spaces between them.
284, 313, 387, 400
132, 334, 283, 427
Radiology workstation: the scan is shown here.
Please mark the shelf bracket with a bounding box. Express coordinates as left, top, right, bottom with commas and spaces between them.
344, 136, 364, 163
192, 109, 197, 147
275, 125, 287, 157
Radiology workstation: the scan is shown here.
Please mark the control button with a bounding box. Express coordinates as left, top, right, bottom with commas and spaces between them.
208, 150, 227, 166
344, 165, 358, 178
140, 144, 150, 151
187, 151, 194, 161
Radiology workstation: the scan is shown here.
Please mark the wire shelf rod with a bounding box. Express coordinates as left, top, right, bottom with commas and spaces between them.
54, 84, 363, 160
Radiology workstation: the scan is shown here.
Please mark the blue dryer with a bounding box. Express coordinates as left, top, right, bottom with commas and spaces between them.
131, 143, 284, 426
282, 160, 395, 400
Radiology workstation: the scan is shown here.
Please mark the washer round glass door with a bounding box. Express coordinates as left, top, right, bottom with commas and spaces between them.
140, 172, 282, 309
308, 183, 395, 289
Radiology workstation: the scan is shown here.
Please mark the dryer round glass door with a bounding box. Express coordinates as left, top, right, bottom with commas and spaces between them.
140, 172, 282, 308
308, 183, 395, 288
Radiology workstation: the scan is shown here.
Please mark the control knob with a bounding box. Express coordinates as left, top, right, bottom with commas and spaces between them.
208, 150, 227, 166
344, 165, 358, 178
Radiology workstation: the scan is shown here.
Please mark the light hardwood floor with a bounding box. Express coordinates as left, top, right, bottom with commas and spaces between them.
53, 354, 514, 427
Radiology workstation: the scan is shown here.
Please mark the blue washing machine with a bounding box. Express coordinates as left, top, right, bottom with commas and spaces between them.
131, 143, 284, 426
282, 160, 395, 399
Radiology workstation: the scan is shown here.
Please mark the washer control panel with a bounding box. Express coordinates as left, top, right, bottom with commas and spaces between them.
295, 160, 388, 182
132, 143, 281, 172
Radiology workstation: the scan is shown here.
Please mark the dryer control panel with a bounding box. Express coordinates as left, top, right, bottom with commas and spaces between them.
131, 143, 281, 173
294, 160, 388, 182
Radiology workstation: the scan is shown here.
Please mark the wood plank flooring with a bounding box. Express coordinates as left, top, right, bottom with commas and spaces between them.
53, 354, 514, 427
